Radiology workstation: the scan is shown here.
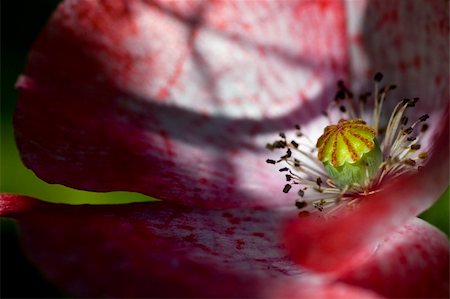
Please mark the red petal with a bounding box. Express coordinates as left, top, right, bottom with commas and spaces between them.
338, 218, 449, 298
284, 109, 448, 273
1, 194, 382, 298
15, 0, 348, 208
347, 0, 448, 117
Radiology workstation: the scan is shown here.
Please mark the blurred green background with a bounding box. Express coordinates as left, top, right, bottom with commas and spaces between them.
0, 0, 448, 297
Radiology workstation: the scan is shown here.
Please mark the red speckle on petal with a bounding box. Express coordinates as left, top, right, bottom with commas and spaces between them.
222, 212, 232, 218
350, 33, 364, 45
157, 87, 169, 99
183, 234, 196, 242
435, 74, 442, 86
178, 224, 194, 231
228, 217, 241, 225
252, 232, 265, 238
398, 252, 407, 266
236, 239, 245, 250
159, 130, 175, 158
225, 227, 235, 236
398, 61, 407, 72
413, 55, 421, 69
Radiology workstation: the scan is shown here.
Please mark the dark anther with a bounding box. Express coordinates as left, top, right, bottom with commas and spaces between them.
359, 92, 370, 103
322, 111, 329, 117
374, 72, 383, 82
266, 159, 276, 164
337, 80, 345, 88
285, 174, 292, 181
295, 124, 301, 130
278, 167, 289, 172
419, 114, 429, 122
404, 159, 416, 166
283, 184, 292, 193
408, 98, 419, 107
339, 106, 347, 113
407, 137, 416, 142
279, 132, 286, 139
290, 140, 299, 148
316, 177, 322, 186
404, 127, 413, 134
389, 85, 397, 90
294, 161, 300, 168
410, 144, 421, 150
298, 189, 305, 197
336, 90, 346, 100
286, 149, 292, 157
295, 201, 307, 209
402, 98, 410, 105
421, 124, 429, 132
400, 116, 408, 126
272, 140, 287, 148
418, 152, 428, 159
266, 143, 274, 151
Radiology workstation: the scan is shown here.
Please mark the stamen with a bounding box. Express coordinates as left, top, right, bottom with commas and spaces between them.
419, 114, 429, 122
283, 184, 292, 193
418, 152, 428, 159
295, 201, 307, 209
374, 72, 383, 82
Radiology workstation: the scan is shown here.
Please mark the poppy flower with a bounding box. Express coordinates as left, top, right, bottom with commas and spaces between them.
1, 0, 449, 298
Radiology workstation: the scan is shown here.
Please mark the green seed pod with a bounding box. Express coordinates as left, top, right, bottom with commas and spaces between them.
316, 119, 382, 187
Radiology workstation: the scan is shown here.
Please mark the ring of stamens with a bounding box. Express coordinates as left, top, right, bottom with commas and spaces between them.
266, 72, 430, 215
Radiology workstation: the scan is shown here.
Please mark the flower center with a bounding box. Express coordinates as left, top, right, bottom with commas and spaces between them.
317, 119, 376, 166
266, 72, 430, 214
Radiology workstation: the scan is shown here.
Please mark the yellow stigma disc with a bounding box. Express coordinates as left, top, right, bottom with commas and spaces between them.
316, 119, 376, 167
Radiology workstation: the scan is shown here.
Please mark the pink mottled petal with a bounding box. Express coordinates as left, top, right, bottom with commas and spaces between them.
15, 0, 348, 208
347, 0, 448, 117
0, 194, 382, 298
338, 218, 449, 298
284, 109, 448, 273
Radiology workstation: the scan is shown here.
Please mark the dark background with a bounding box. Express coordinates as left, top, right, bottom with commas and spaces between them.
2, 1, 65, 297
